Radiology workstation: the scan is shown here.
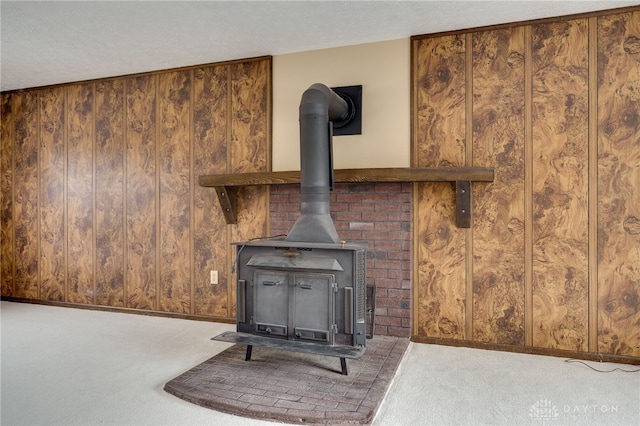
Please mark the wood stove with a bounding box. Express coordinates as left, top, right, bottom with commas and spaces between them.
213, 83, 368, 374
234, 239, 367, 347
214, 239, 367, 375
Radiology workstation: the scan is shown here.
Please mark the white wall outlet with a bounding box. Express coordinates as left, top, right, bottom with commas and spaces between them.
210, 270, 218, 285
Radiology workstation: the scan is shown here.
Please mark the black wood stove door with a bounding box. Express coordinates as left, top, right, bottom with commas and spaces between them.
292, 273, 336, 344
253, 270, 336, 344
253, 271, 289, 337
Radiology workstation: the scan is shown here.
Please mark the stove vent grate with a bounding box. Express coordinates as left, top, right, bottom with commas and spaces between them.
356, 250, 366, 323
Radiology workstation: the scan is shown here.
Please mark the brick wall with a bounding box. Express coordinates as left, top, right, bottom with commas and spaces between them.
269, 182, 412, 338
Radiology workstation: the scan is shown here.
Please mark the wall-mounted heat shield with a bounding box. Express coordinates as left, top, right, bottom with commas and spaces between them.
331, 85, 362, 136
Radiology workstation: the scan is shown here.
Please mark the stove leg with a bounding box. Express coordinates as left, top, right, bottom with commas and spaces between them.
245, 345, 253, 361
340, 357, 348, 375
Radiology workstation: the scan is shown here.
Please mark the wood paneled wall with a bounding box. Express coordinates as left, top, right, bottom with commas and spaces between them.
412, 9, 640, 359
1, 57, 271, 320
2, 8, 637, 362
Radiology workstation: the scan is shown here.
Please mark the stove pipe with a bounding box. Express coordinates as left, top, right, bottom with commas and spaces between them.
285, 83, 349, 244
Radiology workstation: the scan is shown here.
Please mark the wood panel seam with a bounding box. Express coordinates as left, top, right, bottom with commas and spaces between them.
63, 88, 69, 302
226, 65, 234, 319
125, 78, 132, 308
587, 15, 599, 354
92, 82, 97, 305
11, 95, 16, 296
524, 25, 534, 348
155, 75, 160, 312
465, 32, 474, 340
189, 69, 195, 315
36, 91, 41, 300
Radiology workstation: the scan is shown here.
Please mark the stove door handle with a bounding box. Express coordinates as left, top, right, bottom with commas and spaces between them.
262, 280, 282, 286
298, 282, 313, 290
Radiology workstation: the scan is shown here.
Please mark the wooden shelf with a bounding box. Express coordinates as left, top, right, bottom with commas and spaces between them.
198, 167, 494, 227
199, 167, 494, 187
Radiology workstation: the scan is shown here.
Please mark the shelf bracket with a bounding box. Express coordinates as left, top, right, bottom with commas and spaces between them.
215, 186, 237, 225
455, 181, 471, 228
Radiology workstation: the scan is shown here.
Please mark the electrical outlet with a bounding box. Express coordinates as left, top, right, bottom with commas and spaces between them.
210, 270, 218, 285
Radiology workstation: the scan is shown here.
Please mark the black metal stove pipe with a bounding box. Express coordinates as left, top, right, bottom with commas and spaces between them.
285, 83, 349, 244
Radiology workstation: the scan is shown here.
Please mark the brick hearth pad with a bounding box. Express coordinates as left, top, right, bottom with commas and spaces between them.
164, 336, 409, 424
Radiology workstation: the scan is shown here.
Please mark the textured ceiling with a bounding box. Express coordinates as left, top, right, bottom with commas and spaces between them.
1, 1, 638, 92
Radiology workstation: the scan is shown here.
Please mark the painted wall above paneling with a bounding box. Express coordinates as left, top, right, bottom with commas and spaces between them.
272, 39, 411, 171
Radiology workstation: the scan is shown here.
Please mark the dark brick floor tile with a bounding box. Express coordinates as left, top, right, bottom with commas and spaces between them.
323, 409, 364, 422
238, 393, 279, 406
285, 408, 326, 422
292, 372, 323, 382
354, 372, 379, 381
274, 399, 317, 411
247, 404, 289, 417
252, 377, 280, 389
294, 387, 334, 398
229, 384, 268, 396
300, 396, 340, 409
200, 381, 234, 391
273, 373, 304, 384
199, 375, 228, 384
359, 397, 380, 408
336, 401, 361, 411
345, 380, 372, 391
309, 383, 351, 396
321, 393, 364, 405
316, 375, 356, 386
200, 395, 251, 411
357, 404, 374, 415
208, 388, 245, 401
263, 389, 303, 402
277, 379, 310, 390
344, 389, 368, 399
